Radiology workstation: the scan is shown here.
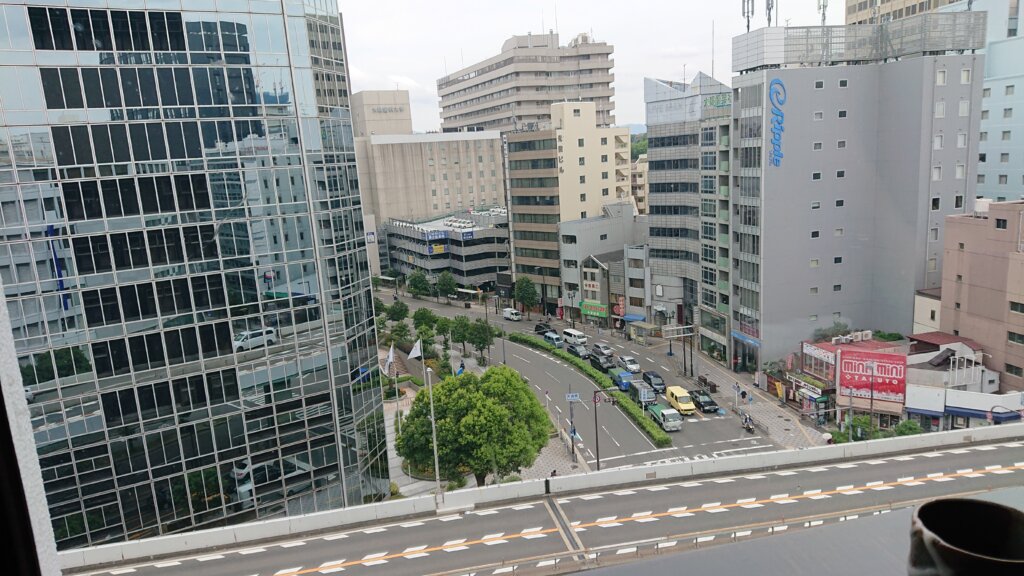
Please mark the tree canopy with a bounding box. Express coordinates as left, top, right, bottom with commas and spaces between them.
389, 320, 411, 345
386, 300, 409, 323
437, 271, 458, 303
407, 271, 432, 298
435, 316, 452, 349
514, 276, 538, 318
412, 307, 437, 330
450, 315, 471, 353
395, 366, 548, 486
468, 318, 494, 359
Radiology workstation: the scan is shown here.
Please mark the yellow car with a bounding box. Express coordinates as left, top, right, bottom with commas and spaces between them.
666, 386, 697, 415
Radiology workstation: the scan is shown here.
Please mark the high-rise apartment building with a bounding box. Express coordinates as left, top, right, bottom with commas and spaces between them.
729, 12, 985, 371
941, 200, 1024, 392
437, 32, 615, 133
0, 0, 387, 549
643, 75, 732, 362
845, 0, 961, 24
505, 102, 629, 313
630, 153, 648, 215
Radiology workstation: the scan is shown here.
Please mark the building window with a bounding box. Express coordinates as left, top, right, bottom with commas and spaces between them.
813, 142, 823, 150
578, 138, 584, 147
957, 133, 967, 148
936, 69, 947, 85
956, 302, 961, 309
838, 110, 847, 118
983, 87, 991, 98
836, 199, 845, 207
810, 287, 819, 294
932, 167, 942, 181
600, 137, 607, 145
839, 79, 848, 88
1005, 108, 1014, 119
580, 211, 587, 218
834, 256, 843, 264
573, 108, 581, 117
836, 170, 845, 179
810, 258, 820, 268
834, 228, 844, 237
579, 175, 586, 184
814, 80, 824, 89
980, 131, 988, 142
1007, 85, 1016, 96
958, 242, 965, 250
956, 164, 965, 179
956, 274, 963, 282
959, 100, 970, 117
933, 135, 943, 150
1009, 331, 1024, 345
996, 218, 1008, 229
978, 175, 986, 184
955, 195, 964, 209
1010, 301, 1024, 314
811, 201, 821, 209
1003, 131, 1012, 141
935, 101, 945, 118
811, 230, 820, 238
929, 227, 939, 241
810, 315, 818, 321
601, 154, 608, 162
579, 193, 586, 202
814, 111, 824, 120
601, 171, 608, 180
1000, 175, 1008, 185
930, 310, 936, 321
579, 157, 585, 166
1002, 153, 1010, 163
833, 284, 842, 292
1006, 364, 1024, 377
928, 257, 937, 271
931, 197, 941, 210
602, 187, 609, 196
600, 233, 608, 240
812, 172, 822, 180
837, 140, 847, 148
981, 109, 989, 120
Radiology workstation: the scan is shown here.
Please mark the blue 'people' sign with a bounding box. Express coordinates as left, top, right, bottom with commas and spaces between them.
768, 78, 786, 167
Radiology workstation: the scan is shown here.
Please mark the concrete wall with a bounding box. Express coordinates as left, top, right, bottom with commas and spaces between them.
63, 422, 1024, 572
913, 293, 942, 333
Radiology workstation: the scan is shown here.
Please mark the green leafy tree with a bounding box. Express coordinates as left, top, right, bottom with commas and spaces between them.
435, 317, 452, 349
407, 271, 431, 298
387, 300, 409, 323
396, 367, 547, 487
451, 315, 471, 354
416, 325, 436, 354
812, 321, 850, 342
469, 318, 495, 361
892, 419, 924, 437
630, 133, 647, 161
390, 320, 411, 345
514, 276, 538, 319
373, 296, 385, 315
412, 307, 437, 330
437, 271, 458, 303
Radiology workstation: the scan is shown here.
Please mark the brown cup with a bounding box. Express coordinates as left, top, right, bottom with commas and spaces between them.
909, 498, 1024, 575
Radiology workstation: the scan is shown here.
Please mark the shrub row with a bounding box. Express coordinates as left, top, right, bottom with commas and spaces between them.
507, 333, 672, 448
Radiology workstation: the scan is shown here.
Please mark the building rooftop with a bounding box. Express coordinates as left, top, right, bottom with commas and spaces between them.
387, 209, 508, 234
808, 339, 902, 354
366, 131, 501, 145
910, 331, 984, 352
915, 287, 942, 300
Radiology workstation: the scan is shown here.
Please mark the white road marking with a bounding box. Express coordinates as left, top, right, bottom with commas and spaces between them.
807, 520, 824, 527
927, 473, 944, 478
596, 516, 623, 527
702, 502, 722, 508
493, 568, 513, 574
276, 569, 303, 575
402, 546, 429, 559
808, 467, 829, 472
238, 548, 267, 555
930, 477, 956, 483
974, 445, 997, 451
580, 494, 603, 500
898, 476, 915, 482
443, 539, 469, 552
835, 463, 858, 469
696, 535, 715, 543
736, 497, 756, 504
363, 527, 386, 534
512, 504, 534, 510
646, 357, 655, 363
473, 510, 498, 516
646, 486, 670, 492
661, 365, 671, 371
713, 478, 735, 484
555, 405, 562, 414
681, 482, 702, 488
866, 480, 884, 486
775, 471, 797, 476
992, 469, 1014, 475
196, 555, 225, 561
614, 490, 637, 496
110, 570, 136, 575
323, 534, 349, 541
482, 532, 508, 545
669, 506, 693, 517
154, 562, 182, 567
745, 475, 767, 480
280, 541, 306, 548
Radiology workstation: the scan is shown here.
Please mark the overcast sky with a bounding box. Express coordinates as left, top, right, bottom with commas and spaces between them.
341, 1, 844, 132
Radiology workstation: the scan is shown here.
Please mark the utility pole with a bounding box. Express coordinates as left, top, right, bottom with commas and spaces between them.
867, 361, 876, 435
425, 367, 442, 503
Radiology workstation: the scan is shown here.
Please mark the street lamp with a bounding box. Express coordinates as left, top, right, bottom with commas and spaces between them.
866, 360, 876, 434
425, 367, 443, 503
566, 289, 577, 329
667, 310, 676, 356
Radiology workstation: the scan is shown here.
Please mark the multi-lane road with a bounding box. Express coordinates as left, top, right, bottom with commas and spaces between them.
388, 293, 776, 469
82, 439, 1024, 576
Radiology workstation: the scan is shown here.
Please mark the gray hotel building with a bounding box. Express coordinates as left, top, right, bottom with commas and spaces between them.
0, 0, 386, 549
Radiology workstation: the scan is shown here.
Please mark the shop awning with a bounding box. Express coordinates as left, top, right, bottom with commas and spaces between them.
905, 407, 945, 418
623, 314, 645, 322
945, 406, 1021, 422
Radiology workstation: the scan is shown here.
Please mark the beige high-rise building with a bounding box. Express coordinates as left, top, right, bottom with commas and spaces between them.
506, 102, 630, 312
631, 153, 648, 215
351, 90, 413, 137
941, 200, 1024, 392
437, 32, 615, 133
845, 0, 960, 24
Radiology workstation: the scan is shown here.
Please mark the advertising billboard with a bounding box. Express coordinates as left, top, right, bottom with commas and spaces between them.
838, 350, 906, 403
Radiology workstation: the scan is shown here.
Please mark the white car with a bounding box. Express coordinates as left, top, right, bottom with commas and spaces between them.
591, 343, 614, 358
230, 458, 313, 508
233, 328, 277, 353
617, 355, 641, 374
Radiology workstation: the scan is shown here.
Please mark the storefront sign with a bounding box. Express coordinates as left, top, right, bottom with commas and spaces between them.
731, 330, 761, 347
838, 350, 906, 403
580, 300, 608, 317
768, 78, 786, 167
428, 244, 446, 255
703, 93, 731, 109
371, 106, 405, 113
583, 281, 600, 292
461, 231, 474, 241
425, 230, 446, 241
802, 342, 835, 363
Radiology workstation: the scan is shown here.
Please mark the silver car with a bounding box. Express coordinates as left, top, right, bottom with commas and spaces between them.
617, 355, 641, 373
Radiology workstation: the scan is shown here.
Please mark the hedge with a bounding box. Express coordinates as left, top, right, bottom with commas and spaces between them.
507, 333, 672, 448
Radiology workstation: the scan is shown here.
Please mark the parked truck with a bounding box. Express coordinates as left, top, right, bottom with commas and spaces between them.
629, 381, 657, 408
611, 370, 636, 391
648, 404, 683, 432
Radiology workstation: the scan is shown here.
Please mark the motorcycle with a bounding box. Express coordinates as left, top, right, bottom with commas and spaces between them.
742, 415, 755, 433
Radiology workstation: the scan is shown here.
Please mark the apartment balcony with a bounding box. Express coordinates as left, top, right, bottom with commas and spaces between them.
717, 303, 730, 315
719, 160, 730, 172
720, 135, 729, 148
718, 233, 730, 245
718, 256, 730, 269
719, 186, 729, 199
717, 280, 730, 292
718, 210, 730, 223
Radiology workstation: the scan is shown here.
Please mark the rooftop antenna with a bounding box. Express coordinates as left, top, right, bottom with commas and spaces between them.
767, 0, 775, 27
870, 0, 879, 24
553, 0, 559, 35
818, 0, 828, 28
742, 0, 754, 32
711, 21, 715, 78
818, 0, 828, 65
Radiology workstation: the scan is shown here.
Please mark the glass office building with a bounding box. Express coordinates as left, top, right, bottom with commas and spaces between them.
0, 0, 387, 549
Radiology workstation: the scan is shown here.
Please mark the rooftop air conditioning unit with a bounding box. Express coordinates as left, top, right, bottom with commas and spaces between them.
831, 337, 843, 345
852, 332, 863, 342
861, 330, 873, 341
842, 336, 854, 343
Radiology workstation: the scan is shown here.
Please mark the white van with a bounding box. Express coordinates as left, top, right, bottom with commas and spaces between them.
233, 328, 277, 352
502, 307, 522, 321
562, 328, 587, 346
543, 331, 564, 348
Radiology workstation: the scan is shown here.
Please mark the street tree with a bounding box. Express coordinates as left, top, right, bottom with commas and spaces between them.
395, 367, 547, 486
386, 300, 409, 323
891, 419, 924, 437
451, 315, 471, 353
390, 320, 411, 345
437, 271, 458, 303
435, 316, 452, 349
514, 276, 538, 319
412, 307, 437, 330
416, 325, 436, 354
468, 318, 494, 361
407, 271, 431, 299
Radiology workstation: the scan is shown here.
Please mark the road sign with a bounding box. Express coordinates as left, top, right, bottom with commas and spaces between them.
566, 392, 580, 402
733, 382, 741, 393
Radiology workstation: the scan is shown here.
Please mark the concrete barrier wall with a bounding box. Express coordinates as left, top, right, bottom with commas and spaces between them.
64, 423, 1024, 571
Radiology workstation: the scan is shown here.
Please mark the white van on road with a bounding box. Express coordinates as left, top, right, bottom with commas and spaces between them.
562, 328, 587, 345
502, 308, 522, 321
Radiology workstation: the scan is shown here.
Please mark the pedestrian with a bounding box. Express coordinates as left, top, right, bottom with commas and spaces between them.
550, 469, 558, 478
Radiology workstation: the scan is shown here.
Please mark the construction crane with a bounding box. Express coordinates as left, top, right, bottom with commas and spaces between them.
743, 0, 755, 32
